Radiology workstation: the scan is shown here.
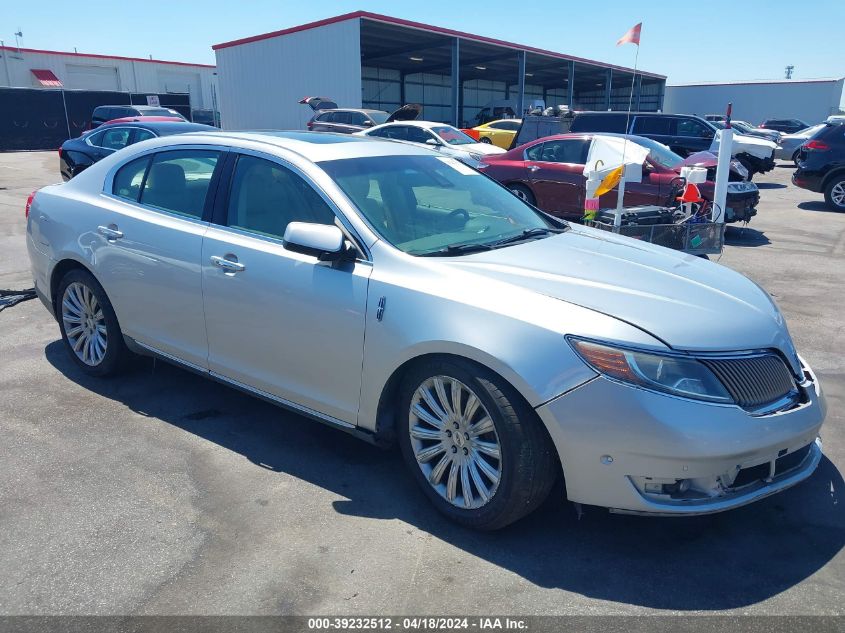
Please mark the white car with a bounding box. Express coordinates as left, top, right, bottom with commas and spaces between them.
356, 121, 506, 167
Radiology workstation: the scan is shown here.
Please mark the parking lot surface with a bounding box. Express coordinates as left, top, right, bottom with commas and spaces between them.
1, 152, 843, 615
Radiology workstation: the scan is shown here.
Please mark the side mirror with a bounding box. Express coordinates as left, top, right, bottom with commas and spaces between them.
283, 222, 350, 261
362, 120, 374, 127
425, 138, 441, 147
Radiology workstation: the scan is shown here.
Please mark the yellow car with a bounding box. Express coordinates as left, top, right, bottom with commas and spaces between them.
472, 119, 521, 149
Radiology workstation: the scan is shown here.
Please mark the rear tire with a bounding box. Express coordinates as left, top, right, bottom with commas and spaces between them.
397, 358, 557, 530
508, 183, 535, 206
792, 150, 800, 165
56, 269, 129, 376
480, 137, 492, 144
824, 176, 845, 212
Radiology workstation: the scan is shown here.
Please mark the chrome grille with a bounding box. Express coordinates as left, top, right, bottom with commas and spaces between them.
700, 353, 798, 410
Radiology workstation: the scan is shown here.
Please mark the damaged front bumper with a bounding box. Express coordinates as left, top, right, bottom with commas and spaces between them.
536, 358, 826, 515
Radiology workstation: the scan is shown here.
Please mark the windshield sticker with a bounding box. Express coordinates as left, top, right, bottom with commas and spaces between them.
436, 156, 480, 175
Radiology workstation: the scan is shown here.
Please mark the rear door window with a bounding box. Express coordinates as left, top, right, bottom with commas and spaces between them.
139, 150, 221, 219
632, 116, 673, 135
525, 143, 544, 161
346, 112, 368, 127
100, 128, 132, 150
112, 156, 151, 202
131, 129, 156, 144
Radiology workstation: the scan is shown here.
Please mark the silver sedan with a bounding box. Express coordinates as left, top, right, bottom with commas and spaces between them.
776, 124, 826, 163
25, 131, 826, 529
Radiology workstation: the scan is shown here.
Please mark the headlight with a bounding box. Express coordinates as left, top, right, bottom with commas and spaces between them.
569, 338, 733, 404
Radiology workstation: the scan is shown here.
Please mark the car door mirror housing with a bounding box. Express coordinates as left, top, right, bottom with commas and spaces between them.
425, 138, 440, 147
283, 222, 348, 261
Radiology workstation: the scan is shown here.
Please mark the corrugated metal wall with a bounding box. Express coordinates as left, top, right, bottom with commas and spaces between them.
215, 19, 362, 130
664, 80, 844, 124
0, 48, 216, 110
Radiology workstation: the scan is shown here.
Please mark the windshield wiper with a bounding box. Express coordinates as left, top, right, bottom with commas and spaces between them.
486, 227, 567, 248
417, 242, 494, 257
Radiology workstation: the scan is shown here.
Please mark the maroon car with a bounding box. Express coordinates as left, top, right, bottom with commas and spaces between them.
479, 133, 758, 223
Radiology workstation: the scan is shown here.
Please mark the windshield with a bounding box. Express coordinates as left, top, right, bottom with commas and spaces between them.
432, 126, 477, 146
320, 155, 556, 256
369, 112, 390, 124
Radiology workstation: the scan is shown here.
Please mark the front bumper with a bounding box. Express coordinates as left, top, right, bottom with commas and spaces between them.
536, 359, 826, 515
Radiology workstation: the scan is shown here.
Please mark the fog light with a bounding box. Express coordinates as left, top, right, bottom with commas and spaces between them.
644, 479, 692, 495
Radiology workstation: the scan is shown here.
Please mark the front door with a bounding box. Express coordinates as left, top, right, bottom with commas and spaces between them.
201, 152, 371, 425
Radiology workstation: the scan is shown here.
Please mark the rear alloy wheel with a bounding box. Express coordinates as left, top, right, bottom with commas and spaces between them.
792, 150, 801, 166
57, 269, 129, 376
824, 177, 845, 212
508, 184, 535, 206
398, 359, 557, 530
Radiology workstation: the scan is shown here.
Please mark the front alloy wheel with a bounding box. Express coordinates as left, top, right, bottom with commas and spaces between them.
409, 376, 502, 509
398, 359, 557, 530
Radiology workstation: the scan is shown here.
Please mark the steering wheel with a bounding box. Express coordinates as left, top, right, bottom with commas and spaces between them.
445, 208, 470, 230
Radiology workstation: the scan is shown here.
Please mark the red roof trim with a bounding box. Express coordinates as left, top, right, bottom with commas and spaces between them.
31, 69, 63, 87
0, 46, 215, 69
212, 10, 666, 80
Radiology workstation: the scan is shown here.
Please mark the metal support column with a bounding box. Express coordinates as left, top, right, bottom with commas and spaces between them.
399, 71, 406, 107
567, 61, 575, 108
605, 68, 612, 110
451, 38, 461, 127
516, 50, 526, 116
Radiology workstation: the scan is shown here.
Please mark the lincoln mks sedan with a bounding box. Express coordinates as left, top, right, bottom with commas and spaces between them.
26, 131, 825, 529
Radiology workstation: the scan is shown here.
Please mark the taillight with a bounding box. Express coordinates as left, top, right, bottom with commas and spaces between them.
25, 190, 37, 219
58, 147, 63, 160
306, 120, 313, 130
804, 140, 830, 151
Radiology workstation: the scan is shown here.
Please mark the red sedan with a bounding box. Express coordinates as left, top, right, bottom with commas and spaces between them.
479, 133, 757, 223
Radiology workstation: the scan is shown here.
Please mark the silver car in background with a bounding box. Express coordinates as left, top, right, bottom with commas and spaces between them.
26, 131, 826, 529
776, 124, 826, 163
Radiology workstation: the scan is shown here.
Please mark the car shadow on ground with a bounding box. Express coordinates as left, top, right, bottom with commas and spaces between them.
46, 342, 845, 612
797, 201, 839, 214
755, 182, 787, 189
724, 226, 771, 247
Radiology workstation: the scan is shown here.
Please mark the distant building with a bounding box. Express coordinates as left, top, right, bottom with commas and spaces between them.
0, 45, 218, 111
665, 78, 844, 125
213, 10, 666, 130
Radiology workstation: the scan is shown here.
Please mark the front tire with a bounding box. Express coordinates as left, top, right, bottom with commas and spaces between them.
508, 183, 535, 206
398, 358, 557, 530
480, 137, 492, 144
823, 176, 845, 212
57, 269, 129, 376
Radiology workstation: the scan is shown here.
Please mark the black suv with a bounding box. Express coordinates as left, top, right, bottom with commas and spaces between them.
793, 122, 845, 211
91, 105, 186, 129
569, 111, 775, 176
761, 118, 810, 134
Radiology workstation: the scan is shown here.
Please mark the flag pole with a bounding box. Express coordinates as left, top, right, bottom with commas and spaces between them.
616, 38, 640, 221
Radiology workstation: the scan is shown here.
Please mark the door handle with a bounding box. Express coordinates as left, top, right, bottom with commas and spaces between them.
210, 255, 246, 273
97, 225, 123, 240
527, 165, 540, 172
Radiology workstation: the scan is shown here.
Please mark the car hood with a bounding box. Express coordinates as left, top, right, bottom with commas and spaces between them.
386, 103, 422, 122
680, 151, 748, 179
445, 228, 797, 361
710, 131, 778, 160
466, 143, 507, 155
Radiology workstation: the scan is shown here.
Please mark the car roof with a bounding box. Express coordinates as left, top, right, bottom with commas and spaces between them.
93, 121, 215, 134
172, 130, 436, 162
323, 108, 386, 115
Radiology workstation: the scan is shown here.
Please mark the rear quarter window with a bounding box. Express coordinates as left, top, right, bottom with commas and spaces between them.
113, 156, 151, 202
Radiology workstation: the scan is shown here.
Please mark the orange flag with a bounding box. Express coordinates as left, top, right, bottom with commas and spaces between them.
617, 23, 642, 46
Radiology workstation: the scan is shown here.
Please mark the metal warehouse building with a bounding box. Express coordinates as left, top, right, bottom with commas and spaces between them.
213, 11, 666, 130
665, 78, 845, 126
0, 45, 218, 110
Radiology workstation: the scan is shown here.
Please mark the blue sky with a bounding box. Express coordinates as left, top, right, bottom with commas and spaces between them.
2, 0, 843, 85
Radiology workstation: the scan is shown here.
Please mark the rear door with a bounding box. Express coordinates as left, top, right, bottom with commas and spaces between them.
201, 151, 372, 424
525, 138, 590, 218
94, 147, 224, 367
